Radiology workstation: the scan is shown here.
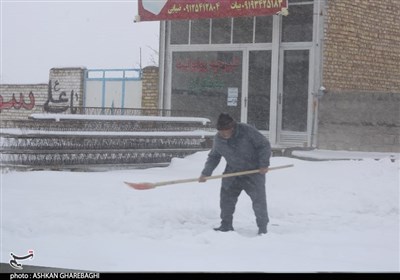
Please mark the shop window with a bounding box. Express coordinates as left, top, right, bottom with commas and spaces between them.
233, 17, 253, 44
171, 51, 242, 124
211, 18, 231, 44
170, 20, 189, 45
255, 16, 273, 43
191, 19, 210, 44
289, 0, 313, 3
282, 4, 313, 42
171, 16, 276, 45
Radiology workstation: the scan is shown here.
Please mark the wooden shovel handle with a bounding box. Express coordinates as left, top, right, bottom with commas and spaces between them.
153, 164, 294, 187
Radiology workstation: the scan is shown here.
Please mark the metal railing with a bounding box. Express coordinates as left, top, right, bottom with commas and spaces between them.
34, 105, 204, 118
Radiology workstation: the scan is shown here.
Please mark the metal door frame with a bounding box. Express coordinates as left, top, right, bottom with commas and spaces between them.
276, 45, 314, 147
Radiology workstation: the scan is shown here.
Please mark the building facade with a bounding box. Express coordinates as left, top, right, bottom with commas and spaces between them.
318, 0, 399, 152
157, 0, 400, 152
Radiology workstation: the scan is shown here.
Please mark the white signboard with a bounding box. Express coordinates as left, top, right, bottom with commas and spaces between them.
227, 88, 238, 106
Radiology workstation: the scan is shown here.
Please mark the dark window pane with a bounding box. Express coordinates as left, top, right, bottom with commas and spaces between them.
282, 50, 309, 132
248, 51, 271, 130
282, 4, 313, 42
289, 0, 313, 3
191, 19, 210, 44
170, 20, 189, 45
233, 17, 253, 44
255, 16, 273, 43
211, 18, 231, 44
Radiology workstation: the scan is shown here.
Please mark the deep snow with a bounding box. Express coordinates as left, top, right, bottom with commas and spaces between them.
1, 152, 399, 272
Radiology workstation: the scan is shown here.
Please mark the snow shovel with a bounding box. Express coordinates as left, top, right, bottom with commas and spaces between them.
124, 164, 294, 190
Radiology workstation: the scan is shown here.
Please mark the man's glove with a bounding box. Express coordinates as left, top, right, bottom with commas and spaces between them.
259, 167, 269, 174
198, 175, 207, 182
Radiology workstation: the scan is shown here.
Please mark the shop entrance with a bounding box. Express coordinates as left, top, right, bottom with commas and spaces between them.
166, 1, 318, 147
243, 48, 311, 146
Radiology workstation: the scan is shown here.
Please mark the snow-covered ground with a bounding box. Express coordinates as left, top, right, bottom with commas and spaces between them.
1, 151, 399, 272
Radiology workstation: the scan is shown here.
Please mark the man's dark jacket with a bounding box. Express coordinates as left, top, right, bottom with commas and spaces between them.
201, 123, 271, 189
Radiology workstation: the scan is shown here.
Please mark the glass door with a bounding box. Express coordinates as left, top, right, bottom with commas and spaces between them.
278, 49, 310, 144
246, 50, 272, 131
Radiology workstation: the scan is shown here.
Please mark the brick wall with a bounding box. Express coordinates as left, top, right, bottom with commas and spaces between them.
0, 67, 86, 122
0, 67, 160, 123
141, 66, 159, 114
0, 84, 48, 120
47, 67, 85, 113
323, 0, 400, 92
318, 0, 400, 152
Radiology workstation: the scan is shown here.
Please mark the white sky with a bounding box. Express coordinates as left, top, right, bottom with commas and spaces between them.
0, 0, 160, 84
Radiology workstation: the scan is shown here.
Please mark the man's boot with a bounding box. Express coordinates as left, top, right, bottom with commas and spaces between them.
213, 221, 234, 232
258, 226, 267, 235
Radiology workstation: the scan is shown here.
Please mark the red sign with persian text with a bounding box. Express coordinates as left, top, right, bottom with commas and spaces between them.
137, 0, 288, 22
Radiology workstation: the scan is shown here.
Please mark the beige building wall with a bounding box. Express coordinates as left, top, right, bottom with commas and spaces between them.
323, 0, 400, 93
317, 0, 400, 152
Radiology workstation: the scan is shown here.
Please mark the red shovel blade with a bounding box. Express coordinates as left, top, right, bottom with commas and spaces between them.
124, 182, 156, 190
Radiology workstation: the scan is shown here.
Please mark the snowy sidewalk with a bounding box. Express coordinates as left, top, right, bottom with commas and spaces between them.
290, 149, 399, 161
